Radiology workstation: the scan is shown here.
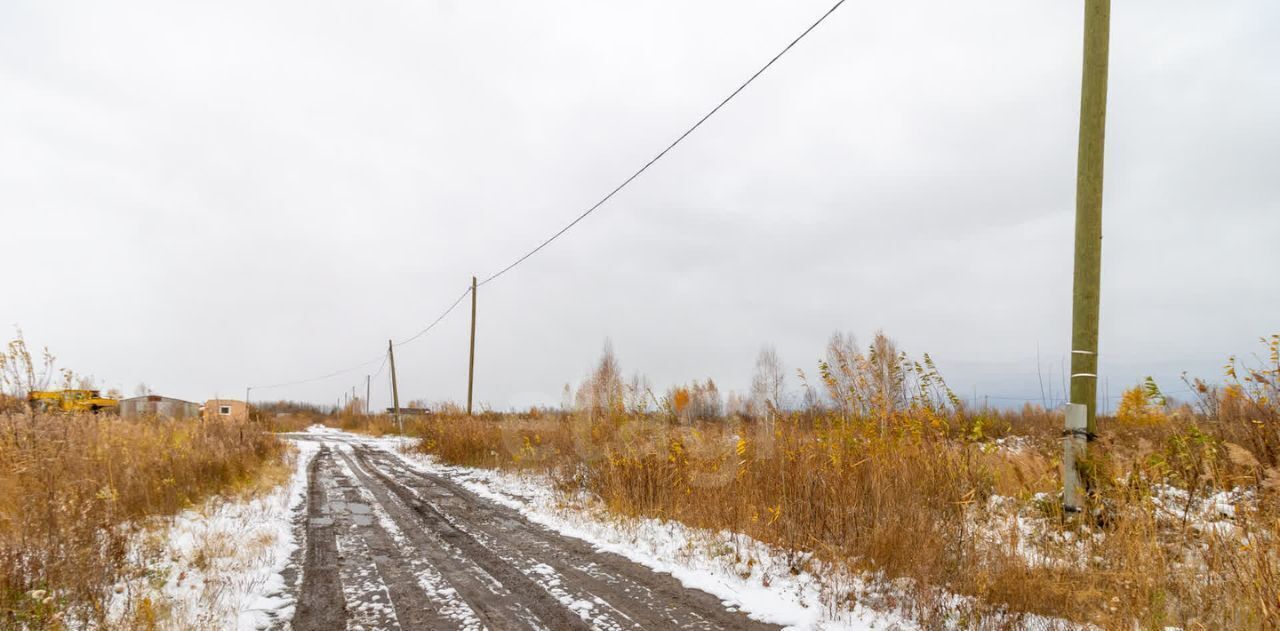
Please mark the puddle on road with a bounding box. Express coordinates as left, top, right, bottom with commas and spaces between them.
331, 500, 375, 526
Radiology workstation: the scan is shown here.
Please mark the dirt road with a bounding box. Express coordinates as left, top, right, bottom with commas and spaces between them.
281, 433, 780, 631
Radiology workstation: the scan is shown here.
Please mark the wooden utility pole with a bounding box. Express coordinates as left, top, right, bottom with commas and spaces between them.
467, 276, 478, 416
365, 375, 371, 416
388, 340, 402, 432
1065, 0, 1111, 511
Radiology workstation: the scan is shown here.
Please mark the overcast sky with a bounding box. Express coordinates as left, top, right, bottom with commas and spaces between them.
3, 0, 1277, 410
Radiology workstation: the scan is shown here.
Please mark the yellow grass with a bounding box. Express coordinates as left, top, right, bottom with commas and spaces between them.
395, 335, 1280, 629
0, 412, 285, 628
399, 408, 1277, 628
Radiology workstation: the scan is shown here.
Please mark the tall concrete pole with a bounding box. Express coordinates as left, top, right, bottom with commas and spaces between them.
388, 340, 402, 432
467, 276, 477, 416
1064, 0, 1111, 511
1069, 0, 1110, 437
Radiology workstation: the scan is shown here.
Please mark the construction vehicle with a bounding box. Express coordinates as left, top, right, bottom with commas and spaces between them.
27, 389, 119, 413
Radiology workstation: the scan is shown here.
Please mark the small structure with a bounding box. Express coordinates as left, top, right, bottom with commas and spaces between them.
204, 399, 248, 422
119, 395, 200, 420
385, 407, 431, 416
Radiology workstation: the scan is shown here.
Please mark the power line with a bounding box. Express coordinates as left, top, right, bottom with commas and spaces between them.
370, 351, 389, 380
246, 0, 849, 396
250, 352, 385, 391
394, 285, 473, 347
477, 0, 849, 287
249, 281, 470, 392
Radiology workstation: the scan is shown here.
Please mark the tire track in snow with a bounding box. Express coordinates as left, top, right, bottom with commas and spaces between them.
293, 446, 348, 630
333, 445, 552, 629
328, 448, 472, 630
288, 432, 780, 631
356, 446, 777, 631
319, 450, 402, 630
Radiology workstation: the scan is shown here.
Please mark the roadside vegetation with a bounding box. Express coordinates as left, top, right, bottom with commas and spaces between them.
356, 332, 1278, 629
0, 335, 286, 629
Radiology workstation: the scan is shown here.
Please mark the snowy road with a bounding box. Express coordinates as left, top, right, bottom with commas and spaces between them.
283, 432, 780, 631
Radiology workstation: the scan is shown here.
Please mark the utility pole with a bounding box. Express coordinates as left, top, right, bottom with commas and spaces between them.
365, 375, 371, 416
244, 387, 250, 420
467, 276, 478, 416
388, 340, 402, 433
1065, 0, 1111, 511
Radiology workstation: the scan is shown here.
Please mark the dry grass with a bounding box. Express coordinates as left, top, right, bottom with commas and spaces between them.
406, 411, 1278, 628
401, 335, 1280, 629
0, 412, 285, 629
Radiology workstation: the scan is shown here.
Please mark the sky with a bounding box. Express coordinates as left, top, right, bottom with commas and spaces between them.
2, 0, 1277, 411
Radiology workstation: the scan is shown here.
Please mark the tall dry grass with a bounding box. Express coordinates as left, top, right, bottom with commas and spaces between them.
0, 412, 285, 629
407, 334, 1280, 629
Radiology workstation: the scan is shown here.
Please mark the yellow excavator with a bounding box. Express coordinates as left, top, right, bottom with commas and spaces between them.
27, 389, 119, 413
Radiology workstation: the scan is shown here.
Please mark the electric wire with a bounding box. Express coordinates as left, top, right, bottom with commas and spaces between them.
249, 352, 386, 391
246, 1, 849, 395
370, 351, 389, 380
393, 285, 473, 347
249, 282, 468, 391
477, 0, 849, 287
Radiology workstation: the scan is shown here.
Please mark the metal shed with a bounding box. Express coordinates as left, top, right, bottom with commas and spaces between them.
119, 395, 201, 420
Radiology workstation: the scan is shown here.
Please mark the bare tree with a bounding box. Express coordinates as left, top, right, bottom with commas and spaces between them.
575, 339, 624, 418
667, 379, 723, 423
0, 329, 55, 397
750, 345, 786, 426
724, 390, 748, 419
625, 372, 653, 415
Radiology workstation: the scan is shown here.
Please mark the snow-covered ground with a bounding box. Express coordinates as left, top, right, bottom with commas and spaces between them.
108, 439, 319, 629
384, 439, 909, 630
111, 426, 1097, 630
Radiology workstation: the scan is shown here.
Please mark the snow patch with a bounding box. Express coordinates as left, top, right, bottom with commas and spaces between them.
108, 439, 318, 630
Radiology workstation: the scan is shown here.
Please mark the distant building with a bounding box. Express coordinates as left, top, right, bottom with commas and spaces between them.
204, 399, 248, 422
119, 395, 200, 420
386, 407, 431, 416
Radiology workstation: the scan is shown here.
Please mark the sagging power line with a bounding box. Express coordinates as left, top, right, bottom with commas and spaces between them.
478, 0, 849, 287
247, 0, 850, 399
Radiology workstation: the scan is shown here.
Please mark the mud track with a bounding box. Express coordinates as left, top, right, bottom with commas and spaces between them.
285, 433, 779, 631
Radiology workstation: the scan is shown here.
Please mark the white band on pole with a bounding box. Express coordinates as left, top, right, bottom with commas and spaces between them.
1071, 372, 1097, 378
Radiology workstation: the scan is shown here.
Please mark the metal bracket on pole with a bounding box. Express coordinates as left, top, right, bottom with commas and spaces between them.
1063, 403, 1088, 512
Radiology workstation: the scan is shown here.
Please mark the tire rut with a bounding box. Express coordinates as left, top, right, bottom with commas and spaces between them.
344, 446, 593, 631
353, 446, 778, 631
324, 452, 460, 630
290, 434, 782, 630
333, 447, 538, 630
293, 446, 348, 631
